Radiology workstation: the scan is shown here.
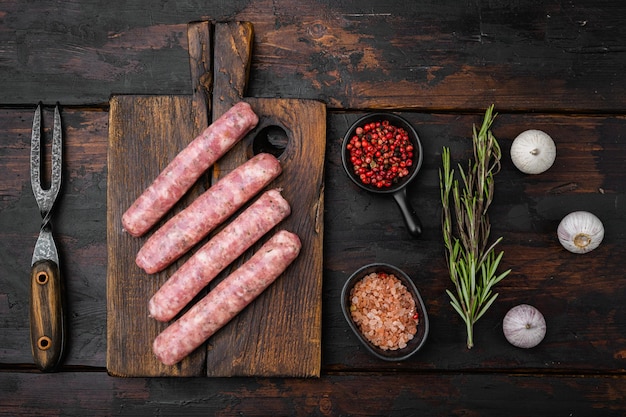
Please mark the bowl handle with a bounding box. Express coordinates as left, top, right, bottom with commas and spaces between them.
392, 188, 422, 237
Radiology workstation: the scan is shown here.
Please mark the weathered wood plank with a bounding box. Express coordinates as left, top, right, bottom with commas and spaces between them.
1, 109, 625, 374
322, 111, 626, 371
1, 1, 625, 111
105, 21, 324, 378
1, 2, 625, 413
187, 20, 213, 137
205, 97, 326, 377
105, 21, 214, 377
0, 371, 625, 416
107, 95, 207, 377
210, 21, 254, 117
106, 96, 326, 377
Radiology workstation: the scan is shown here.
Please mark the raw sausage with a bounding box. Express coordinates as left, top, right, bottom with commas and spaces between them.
136, 153, 282, 274
137, 153, 281, 273
153, 229, 301, 365
148, 188, 291, 322
122, 101, 258, 237
153, 230, 301, 366
148, 189, 290, 322
122, 101, 259, 237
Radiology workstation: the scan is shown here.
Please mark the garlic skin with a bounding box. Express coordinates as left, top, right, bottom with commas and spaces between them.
503, 304, 546, 349
557, 211, 604, 254
510, 129, 556, 174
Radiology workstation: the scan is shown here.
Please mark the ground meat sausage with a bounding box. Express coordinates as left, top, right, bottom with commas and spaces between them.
148, 188, 291, 322
122, 101, 259, 237
152, 230, 301, 366
136, 153, 282, 274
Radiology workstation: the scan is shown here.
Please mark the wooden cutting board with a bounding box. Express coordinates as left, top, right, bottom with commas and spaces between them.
106, 21, 325, 377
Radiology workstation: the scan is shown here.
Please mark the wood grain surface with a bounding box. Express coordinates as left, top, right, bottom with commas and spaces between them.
106, 22, 325, 377
2, 0, 626, 415
29, 258, 65, 372
1, 1, 625, 113
1, 371, 625, 416
2, 104, 625, 414
205, 97, 325, 377
107, 95, 208, 377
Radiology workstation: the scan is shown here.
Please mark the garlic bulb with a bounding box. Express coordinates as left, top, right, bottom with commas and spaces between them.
510, 129, 556, 174
503, 304, 546, 349
557, 211, 604, 254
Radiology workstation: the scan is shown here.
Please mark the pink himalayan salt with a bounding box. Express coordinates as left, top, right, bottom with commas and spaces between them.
349, 272, 418, 351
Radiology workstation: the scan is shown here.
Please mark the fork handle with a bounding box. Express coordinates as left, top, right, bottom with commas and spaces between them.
30, 259, 65, 372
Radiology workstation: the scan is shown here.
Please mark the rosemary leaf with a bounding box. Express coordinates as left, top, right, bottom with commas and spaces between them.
439, 105, 511, 349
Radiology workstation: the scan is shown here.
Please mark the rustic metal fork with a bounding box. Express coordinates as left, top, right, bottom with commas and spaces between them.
29, 103, 66, 372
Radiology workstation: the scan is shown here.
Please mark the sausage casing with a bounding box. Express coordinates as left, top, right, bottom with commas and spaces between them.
153, 230, 301, 366
136, 153, 282, 274
122, 101, 258, 237
148, 189, 291, 322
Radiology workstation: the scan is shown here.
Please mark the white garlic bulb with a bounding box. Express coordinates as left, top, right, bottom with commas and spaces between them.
510, 129, 556, 174
503, 304, 546, 349
557, 211, 604, 254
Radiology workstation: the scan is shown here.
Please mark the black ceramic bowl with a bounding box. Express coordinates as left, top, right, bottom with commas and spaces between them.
341, 263, 429, 361
341, 113, 424, 237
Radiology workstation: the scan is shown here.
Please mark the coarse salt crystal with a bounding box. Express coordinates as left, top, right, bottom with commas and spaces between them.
349, 272, 418, 351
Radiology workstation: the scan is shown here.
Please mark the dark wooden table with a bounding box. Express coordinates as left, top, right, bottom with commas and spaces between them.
1, 1, 625, 415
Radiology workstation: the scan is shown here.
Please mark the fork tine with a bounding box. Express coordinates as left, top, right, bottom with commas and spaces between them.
30, 103, 43, 204
50, 104, 63, 199
30, 103, 62, 216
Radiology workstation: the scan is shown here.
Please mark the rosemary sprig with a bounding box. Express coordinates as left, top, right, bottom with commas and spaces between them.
439, 105, 511, 349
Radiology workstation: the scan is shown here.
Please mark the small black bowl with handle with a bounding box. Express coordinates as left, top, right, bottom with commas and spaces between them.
341, 263, 429, 361
341, 113, 424, 237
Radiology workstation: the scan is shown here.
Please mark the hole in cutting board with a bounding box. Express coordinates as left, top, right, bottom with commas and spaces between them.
253, 125, 288, 158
